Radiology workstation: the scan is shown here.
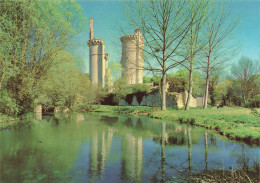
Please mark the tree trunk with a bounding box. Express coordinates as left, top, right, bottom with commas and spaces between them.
203, 75, 210, 109
161, 72, 167, 111
185, 68, 193, 111
185, 24, 194, 111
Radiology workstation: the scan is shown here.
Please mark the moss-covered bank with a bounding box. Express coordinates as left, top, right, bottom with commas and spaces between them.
0, 112, 34, 130
88, 105, 260, 145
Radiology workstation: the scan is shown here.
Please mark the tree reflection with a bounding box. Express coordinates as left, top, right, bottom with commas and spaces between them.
1, 113, 259, 183
239, 144, 249, 170
187, 127, 192, 175
204, 132, 208, 170
161, 123, 166, 183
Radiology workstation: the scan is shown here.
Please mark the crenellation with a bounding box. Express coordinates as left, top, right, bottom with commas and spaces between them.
120, 30, 144, 85
88, 21, 144, 87
88, 18, 107, 87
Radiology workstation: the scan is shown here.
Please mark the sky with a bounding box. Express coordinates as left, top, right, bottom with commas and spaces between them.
74, 0, 260, 74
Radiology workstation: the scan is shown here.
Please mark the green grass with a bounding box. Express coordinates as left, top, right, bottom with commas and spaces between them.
89, 105, 260, 145
149, 107, 260, 144
90, 105, 154, 114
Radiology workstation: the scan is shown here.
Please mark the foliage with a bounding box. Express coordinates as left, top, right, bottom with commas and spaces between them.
230, 57, 260, 107
143, 76, 160, 84
143, 76, 152, 83
37, 57, 90, 110
250, 108, 259, 117
167, 69, 203, 96
105, 67, 113, 90
0, 90, 19, 116
214, 79, 232, 106
72, 103, 93, 112
132, 84, 152, 94
208, 75, 219, 106
102, 84, 153, 106
94, 87, 109, 106
109, 61, 122, 82
113, 77, 128, 113
113, 77, 128, 104
0, 0, 86, 115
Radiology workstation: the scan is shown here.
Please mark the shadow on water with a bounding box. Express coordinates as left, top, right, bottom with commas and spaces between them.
0, 112, 259, 183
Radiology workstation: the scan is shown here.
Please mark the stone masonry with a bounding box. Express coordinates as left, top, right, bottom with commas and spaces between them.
120, 29, 144, 85
88, 18, 108, 87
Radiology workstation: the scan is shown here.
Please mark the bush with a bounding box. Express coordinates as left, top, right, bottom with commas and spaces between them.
73, 103, 92, 112
0, 89, 19, 116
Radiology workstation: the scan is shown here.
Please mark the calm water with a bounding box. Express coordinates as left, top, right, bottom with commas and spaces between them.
0, 113, 259, 183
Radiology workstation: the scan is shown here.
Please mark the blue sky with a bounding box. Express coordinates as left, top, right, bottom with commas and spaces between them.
75, 0, 260, 74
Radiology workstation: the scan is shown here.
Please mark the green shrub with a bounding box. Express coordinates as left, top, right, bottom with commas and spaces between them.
0, 89, 19, 116
73, 103, 93, 112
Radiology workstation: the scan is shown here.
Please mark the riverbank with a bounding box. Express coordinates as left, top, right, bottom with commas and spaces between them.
189, 167, 259, 183
89, 105, 260, 145
0, 112, 34, 130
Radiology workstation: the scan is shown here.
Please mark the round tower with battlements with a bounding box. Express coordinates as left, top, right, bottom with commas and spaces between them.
88, 18, 108, 87
120, 29, 144, 85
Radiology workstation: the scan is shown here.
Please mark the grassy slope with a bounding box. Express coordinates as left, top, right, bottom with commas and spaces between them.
90, 105, 260, 144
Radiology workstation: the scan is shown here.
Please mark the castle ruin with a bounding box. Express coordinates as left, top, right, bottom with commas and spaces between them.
88, 18, 108, 87
120, 29, 144, 85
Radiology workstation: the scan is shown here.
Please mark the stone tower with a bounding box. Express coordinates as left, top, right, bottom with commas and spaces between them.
120, 29, 144, 85
88, 18, 108, 87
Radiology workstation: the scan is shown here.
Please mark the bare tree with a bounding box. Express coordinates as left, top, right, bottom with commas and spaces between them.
181, 0, 208, 110
126, 0, 197, 110
198, 0, 238, 109
231, 57, 260, 107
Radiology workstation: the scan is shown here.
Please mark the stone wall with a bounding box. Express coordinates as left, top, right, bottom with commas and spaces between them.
120, 91, 197, 108
196, 96, 204, 107
34, 105, 42, 120
170, 91, 197, 108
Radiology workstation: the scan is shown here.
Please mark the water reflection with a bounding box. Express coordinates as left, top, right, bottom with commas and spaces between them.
89, 127, 114, 182
204, 132, 208, 171
35, 112, 42, 120
161, 123, 166, 183
188, 127, 192, 175
0, 113, 259, 183
121, 134, 143, 182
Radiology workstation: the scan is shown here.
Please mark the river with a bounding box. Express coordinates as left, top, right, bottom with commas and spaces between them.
0, 113, 259, 182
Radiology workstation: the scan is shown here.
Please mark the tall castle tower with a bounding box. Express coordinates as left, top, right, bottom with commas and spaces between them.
88, 18, 108, 87
120, 29, 144, 85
